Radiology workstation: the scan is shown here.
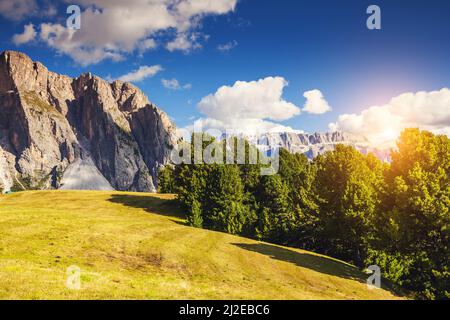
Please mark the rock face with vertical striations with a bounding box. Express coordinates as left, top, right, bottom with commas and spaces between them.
230, 131, 391, 161
0, 51, 177, 193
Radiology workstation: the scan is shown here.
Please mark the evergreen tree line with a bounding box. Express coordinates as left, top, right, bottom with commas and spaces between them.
158, 129, 449, 299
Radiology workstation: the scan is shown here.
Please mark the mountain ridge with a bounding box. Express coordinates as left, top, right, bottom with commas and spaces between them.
225, 131, 391, 161
0, 50, 177, 193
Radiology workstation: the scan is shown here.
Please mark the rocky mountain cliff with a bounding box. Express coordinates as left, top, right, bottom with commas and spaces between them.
238, 131, 391, 161
0, 51, 177, 193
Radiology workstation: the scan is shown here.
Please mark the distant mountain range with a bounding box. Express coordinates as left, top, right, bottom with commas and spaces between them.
226, 131, 392, 161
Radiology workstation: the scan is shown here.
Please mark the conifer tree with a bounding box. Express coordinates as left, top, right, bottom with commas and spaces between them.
203, 165, 250, 235
256, 174, 293, 243
313, 145, 383, 266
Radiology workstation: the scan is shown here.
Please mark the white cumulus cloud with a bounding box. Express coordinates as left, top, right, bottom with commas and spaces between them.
0, 0, 37, 21
138, 39, 157, 53
193, 76, 301, 134
187, 117, 303, 136
162, 78, 192, 90
303, 89, 332, 114
118, 65, 163, 82
329, 88, 450, 147
15, 0, 237, 65
166, 32, 204, 52
12, 23, 37, 45
199, 77, 300, 122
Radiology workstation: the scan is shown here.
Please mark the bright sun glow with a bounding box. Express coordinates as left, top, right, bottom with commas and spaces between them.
368, 127, 401, 148
381, 128, 399, 142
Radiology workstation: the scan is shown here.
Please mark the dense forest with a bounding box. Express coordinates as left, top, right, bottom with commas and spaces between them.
158, 128, 450, 300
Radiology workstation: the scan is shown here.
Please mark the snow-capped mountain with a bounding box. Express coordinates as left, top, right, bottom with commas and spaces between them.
225, 131, 392, 161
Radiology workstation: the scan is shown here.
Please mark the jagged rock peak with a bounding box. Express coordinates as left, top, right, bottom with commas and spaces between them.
0, 50, 177, 193
235, 130, 391, 161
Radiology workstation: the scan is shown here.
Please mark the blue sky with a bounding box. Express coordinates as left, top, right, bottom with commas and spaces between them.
1, 0, 450, 143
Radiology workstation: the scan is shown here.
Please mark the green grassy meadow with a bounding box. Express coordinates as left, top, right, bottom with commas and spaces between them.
0, 190, 403, 300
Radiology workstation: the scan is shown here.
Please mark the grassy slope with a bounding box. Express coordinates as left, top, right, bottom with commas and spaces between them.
0, 191, 402, 300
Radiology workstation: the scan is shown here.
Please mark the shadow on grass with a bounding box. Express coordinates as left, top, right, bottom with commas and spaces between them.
108, 194, 187, 224
232, 242, 367, 283
108, 195, 403, 297
233, 242, 404, 296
